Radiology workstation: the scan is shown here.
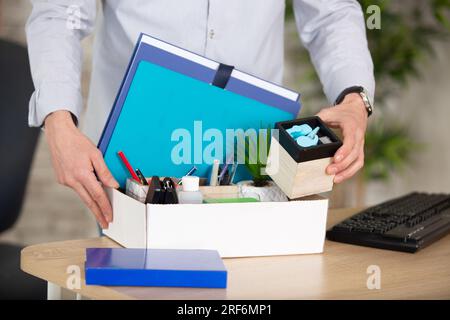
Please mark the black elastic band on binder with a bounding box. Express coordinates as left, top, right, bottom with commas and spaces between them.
212, 63, 234, 89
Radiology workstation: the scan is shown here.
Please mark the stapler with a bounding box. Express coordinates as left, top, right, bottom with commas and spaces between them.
145, 176, 179, 204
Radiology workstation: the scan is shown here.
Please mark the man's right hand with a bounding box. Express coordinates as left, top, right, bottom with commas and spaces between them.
44, 110, 119, 229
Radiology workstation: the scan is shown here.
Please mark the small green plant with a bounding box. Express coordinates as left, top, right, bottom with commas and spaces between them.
237, 127, 272, 187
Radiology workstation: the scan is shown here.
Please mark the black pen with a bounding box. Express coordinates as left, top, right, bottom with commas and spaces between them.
135, 168, 148, 185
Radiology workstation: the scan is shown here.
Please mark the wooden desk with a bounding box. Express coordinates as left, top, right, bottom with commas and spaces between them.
21, 208, 450, 299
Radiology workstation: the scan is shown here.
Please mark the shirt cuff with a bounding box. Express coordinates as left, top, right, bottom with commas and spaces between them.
323, 65, 375, 106
28, 82, 83, 127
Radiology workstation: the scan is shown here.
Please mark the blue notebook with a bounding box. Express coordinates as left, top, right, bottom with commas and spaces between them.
85, 248, 227, 288
98, 33, 302, 188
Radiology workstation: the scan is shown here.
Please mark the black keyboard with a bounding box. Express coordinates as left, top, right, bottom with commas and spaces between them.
326, 192, 450, 253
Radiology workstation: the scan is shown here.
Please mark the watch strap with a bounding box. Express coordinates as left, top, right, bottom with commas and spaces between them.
334, 86, 373, 117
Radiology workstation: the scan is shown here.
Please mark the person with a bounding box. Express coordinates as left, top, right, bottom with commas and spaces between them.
26, 0, 375, 228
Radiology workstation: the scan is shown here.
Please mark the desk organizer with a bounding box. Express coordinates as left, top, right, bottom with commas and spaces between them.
199, 185, 240, 200
103, 187, 328, 258
266, 116, 342, 199
126, 178, 149, 202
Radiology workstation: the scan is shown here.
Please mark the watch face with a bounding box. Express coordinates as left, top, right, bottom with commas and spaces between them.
360, 89, 373, 116
335, 86, 373, 116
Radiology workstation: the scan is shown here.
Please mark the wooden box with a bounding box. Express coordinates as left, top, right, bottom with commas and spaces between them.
266, 116, 342, 199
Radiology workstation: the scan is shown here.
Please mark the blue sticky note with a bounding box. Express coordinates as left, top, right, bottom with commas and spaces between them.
296, 135, 319, 147
286, 124, 312, 139
85, 248, 227, 288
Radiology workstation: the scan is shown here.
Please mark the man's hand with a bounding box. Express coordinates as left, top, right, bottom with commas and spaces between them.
316, 93, 368, 184
44, 111, 119, 228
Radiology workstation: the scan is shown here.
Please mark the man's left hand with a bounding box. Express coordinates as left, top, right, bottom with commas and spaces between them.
316, 93, 368, 184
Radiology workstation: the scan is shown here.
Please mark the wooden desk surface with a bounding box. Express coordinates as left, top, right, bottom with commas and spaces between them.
21, 208, 450, 300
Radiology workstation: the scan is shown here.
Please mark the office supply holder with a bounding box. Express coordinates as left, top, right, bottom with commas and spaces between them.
266, 116, 342, 199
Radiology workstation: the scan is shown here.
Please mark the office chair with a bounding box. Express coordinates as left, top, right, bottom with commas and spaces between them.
0, 39, 46, 299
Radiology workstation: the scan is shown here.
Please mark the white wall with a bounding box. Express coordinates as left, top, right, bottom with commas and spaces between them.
366, 41, 450, 205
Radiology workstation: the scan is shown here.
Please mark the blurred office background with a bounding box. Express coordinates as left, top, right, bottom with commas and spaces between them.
0, 0, 449, 246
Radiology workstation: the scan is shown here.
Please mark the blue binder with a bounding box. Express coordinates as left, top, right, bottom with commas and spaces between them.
98, 33, 302, 188
85, 248, 227, 288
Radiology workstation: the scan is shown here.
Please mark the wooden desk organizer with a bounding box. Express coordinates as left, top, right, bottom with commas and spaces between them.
266, 116, 342, 199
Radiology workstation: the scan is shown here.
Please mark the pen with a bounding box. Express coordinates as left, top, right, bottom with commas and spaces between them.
218, 154, 234, 185
117, 151, 141, 183
135, 168, 148, 185
209, 159, 220, 186
228, 162, 238, 185
217, 163, 229, 185
185, 166, 197, 176
178, 166, 197, 186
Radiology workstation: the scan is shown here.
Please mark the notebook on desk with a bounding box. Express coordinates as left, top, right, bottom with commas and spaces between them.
85, 248, 227, 288
98, 33, 302, 188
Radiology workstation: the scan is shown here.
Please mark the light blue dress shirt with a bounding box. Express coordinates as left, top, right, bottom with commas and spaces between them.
26, 0, 374, 144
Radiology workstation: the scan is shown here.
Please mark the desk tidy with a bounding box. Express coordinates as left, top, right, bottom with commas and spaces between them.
266, 116, 342, 199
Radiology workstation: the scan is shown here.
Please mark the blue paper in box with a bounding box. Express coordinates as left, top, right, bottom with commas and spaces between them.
98, 33, 302, 189
85, 248, 227, 288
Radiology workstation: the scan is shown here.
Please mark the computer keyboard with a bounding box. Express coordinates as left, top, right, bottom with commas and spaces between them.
326, 192, 450, 253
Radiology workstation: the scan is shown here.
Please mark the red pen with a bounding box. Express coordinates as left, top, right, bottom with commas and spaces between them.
117, 151, 141, 183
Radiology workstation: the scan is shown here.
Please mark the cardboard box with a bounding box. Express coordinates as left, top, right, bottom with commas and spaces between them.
103, 187, 329, 258
266, 116, 342, 199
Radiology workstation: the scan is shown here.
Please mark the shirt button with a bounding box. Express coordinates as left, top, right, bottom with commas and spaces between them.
209, 29, 215, 39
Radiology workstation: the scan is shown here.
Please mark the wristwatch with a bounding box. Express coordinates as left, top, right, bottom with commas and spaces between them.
334, 86, 373, 117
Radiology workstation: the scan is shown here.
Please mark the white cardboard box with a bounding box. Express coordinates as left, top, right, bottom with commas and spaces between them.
103, 187, 329, 258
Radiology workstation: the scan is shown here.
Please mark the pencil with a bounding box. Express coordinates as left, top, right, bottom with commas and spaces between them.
117, 151, 140, 183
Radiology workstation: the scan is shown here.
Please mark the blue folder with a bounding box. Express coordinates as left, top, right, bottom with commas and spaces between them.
85, 248, 227, 288
98, 33, 302, 188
